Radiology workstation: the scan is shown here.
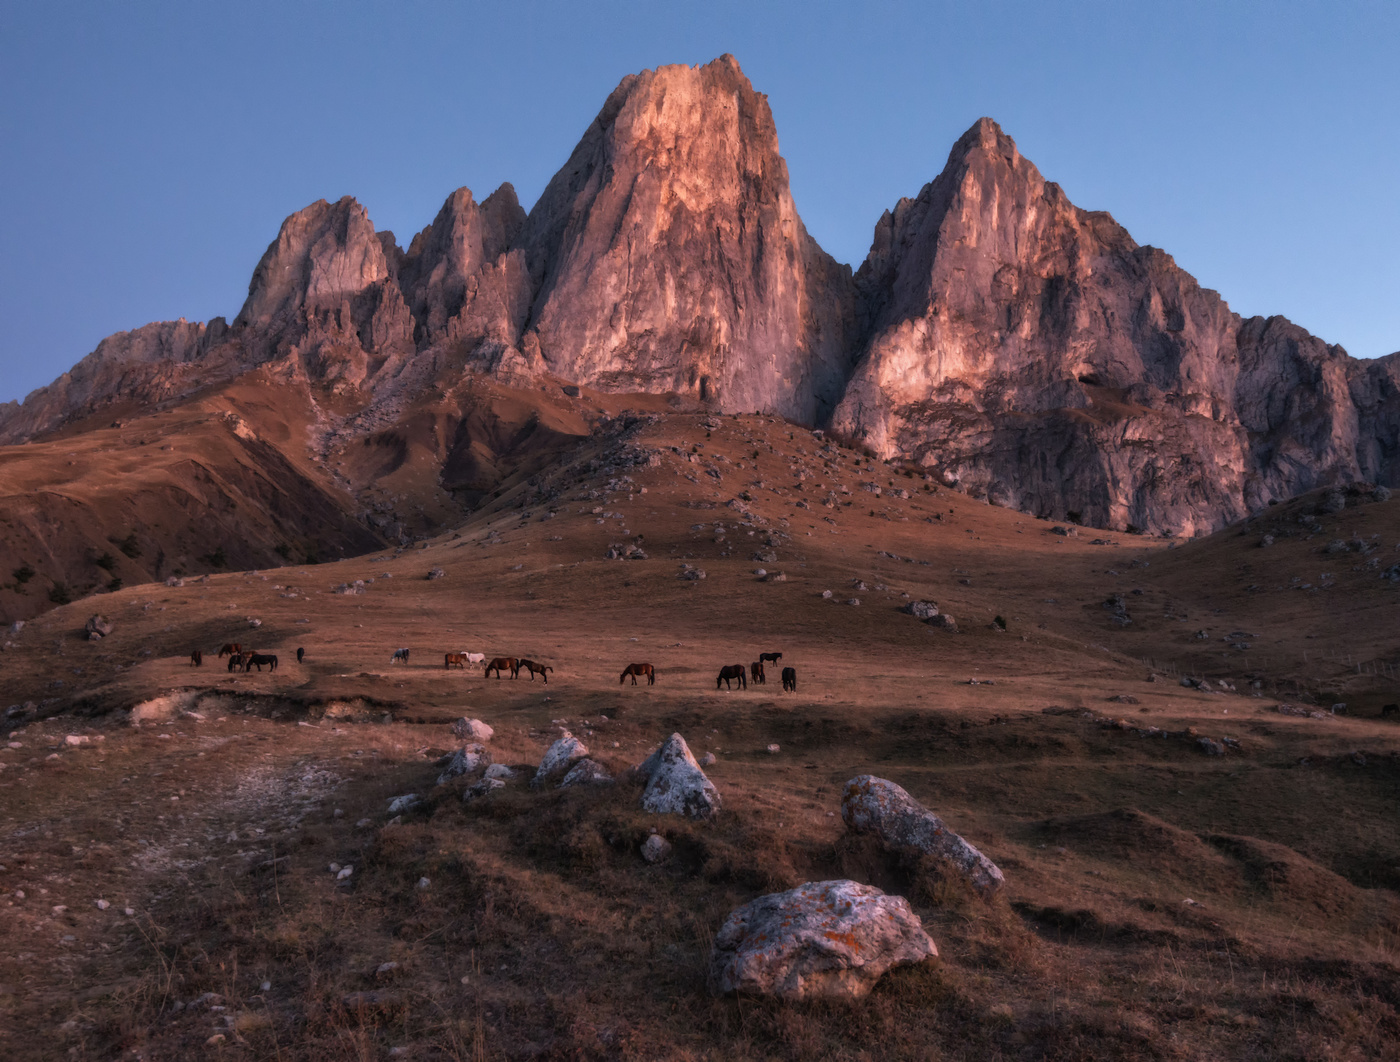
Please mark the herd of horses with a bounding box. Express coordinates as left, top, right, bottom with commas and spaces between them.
189, 640, 797, 691
188, 643, 303, 672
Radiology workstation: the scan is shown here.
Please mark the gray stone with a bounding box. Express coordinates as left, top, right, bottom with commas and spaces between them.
636, 733, 722, 820
642, 834, 672, 863
84, 615, 113, 637
436, 743, 491, 785
841, 775, 1004, 897
708, 879, 938, 999
483, 763, 515, 781
450, 717, 494, 743
904, 600, 939, 620
386, 795, 420, 815
532, 731, 588, 788
559, 757, 613, 788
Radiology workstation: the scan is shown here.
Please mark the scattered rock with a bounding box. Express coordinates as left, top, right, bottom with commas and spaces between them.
641, 834, 672, 863
903, 600, 939, 620
559, 757, 613, 787
450, 717, 494, 742
927, 613, 957, 630
708, 879, 938, 999
437, 744, 491, 785
636, 733, 722, 820
426, 568, 446, 580
386, 795, 420, 815
841, 776, 1004, 896
766, 743, 781, 754
84, 615, 113, 638
1196, 737, 1226, 756
532, 731, 589, 788
483, 763, 516, 781
699, 752, 717, 767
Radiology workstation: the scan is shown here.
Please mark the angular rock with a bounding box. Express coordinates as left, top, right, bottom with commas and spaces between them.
386, 795, 420, 815
708, 879, 938, 999
903, 600, 939, 620
450, 718, 494, 743
436, 743, 491, 785
85, 615, 113, 637
559, 757, 613, 788
841, 776, 1004, 896
636, 733, 722, 820
532, 731, 588, 788
483, 763, 515, 781
463, 776, 505, 802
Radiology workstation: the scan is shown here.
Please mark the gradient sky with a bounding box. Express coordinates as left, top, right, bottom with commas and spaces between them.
2, 1, 1397, 405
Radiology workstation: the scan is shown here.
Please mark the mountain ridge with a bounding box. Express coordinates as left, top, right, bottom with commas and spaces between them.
1, 57, 1396, 547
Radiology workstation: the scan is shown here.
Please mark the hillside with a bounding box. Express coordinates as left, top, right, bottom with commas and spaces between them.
1, 410, 1397, 1059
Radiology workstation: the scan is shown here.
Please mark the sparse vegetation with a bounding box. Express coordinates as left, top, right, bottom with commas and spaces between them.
94, 551, 116, 571
47, 581, 71, 604
12, 562, 35, 584
201, 545, 228, 568
117, 532, 142, 558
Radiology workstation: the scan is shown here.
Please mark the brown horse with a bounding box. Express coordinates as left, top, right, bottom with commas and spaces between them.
759, 651, 782, 664
244, 653, 278, 672
217, 643, 241, 658
781, 666, 797, 692
620, 663, 655, 686
227, 651, 251, 672
518, 659, 552, 683
484, 656, 518, 679
444, 652, 468, 670
717, 664, 747, 690
189, 649, 203, 667
750, 661, 766, 685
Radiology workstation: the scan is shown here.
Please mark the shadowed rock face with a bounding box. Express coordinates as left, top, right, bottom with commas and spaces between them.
518, 54, 858, 423
832, 118, 1397, 535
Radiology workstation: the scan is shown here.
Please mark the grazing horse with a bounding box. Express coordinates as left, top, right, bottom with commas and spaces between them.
296, 647, 305, 664
781, 666, 797, 692
390, 648, 410, 665
228, 651, 251, 672
245, 653, 278, 672
217, 643, 241, 658
445, 652, 468, 669
189, 650, 203, 667
717, 664, 747, 690
484, 656, 518, 679
518, 659, 552, 683
759, 651, 782, 664
620, 663, 655, 686
750, 661, 766, 685
1383, 703, 1399, 718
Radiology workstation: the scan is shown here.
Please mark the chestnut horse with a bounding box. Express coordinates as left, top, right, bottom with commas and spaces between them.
717, 664, 747, 690
620, 663, 655, 686
518, 659, 552, 683
217, 643, 241, 658
484, 657, 518, 679
750, 661, 766, 685
445, 652, 468, 670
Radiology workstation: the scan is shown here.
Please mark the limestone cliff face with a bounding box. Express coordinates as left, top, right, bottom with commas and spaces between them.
832, 118, 1390, 534
518, 55, 857, 423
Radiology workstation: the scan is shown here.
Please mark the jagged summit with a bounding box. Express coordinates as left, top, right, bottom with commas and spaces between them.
0, 56, 1395, 556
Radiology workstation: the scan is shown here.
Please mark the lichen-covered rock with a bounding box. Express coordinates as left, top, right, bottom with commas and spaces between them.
559, 757, 613, 788
635, 733, 721, 820
436, 743, 492, 785
903, 600, 939, 620
532, 731, 588, 789
841, 776, 1004, 897
450, 717, 494, 743
708, 879, 938, 999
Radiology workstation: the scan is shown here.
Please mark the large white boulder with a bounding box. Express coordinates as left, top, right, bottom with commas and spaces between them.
841, 776, 1004, 897
708, 879, 938, 999
635, 733, 721, 820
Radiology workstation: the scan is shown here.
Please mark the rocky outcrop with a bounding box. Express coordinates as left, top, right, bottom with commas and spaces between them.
517, 55, 858, 423
832, 117, 1394, 535
708, 880, 938, 999
635, 732, 721, 820
842, 775, 1004, 897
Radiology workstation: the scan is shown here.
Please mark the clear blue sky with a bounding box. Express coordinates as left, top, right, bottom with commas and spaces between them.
2, 1, 1397, 404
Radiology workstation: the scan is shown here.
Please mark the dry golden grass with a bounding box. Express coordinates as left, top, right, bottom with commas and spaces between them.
1, 409, 1397, 1059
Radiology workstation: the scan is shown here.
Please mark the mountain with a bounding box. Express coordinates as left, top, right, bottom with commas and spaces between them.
0, 58, 1397, 622
832, 117, 1399, 534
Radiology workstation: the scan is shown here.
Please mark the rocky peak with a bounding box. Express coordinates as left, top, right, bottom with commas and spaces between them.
398, 183, 526, 343
518, 54, 856, 422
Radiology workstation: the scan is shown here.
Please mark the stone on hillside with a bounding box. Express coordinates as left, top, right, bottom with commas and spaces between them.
386, 795, 420, 815
841, 776, 1004, 897
642, 834, 672, 863
450, 717, 494, 742
426, 567, 446, 580
483, 763, 515, 781
532, 731, 588, 788
927, 613, 957, 630
463, 777, 505, 802
708, 879, 938, 999
559, 757, 613, 788
436, 743, 491, 785
636, 733, 722, 820
904, 600, 939, 620
85, 615, 113, 638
